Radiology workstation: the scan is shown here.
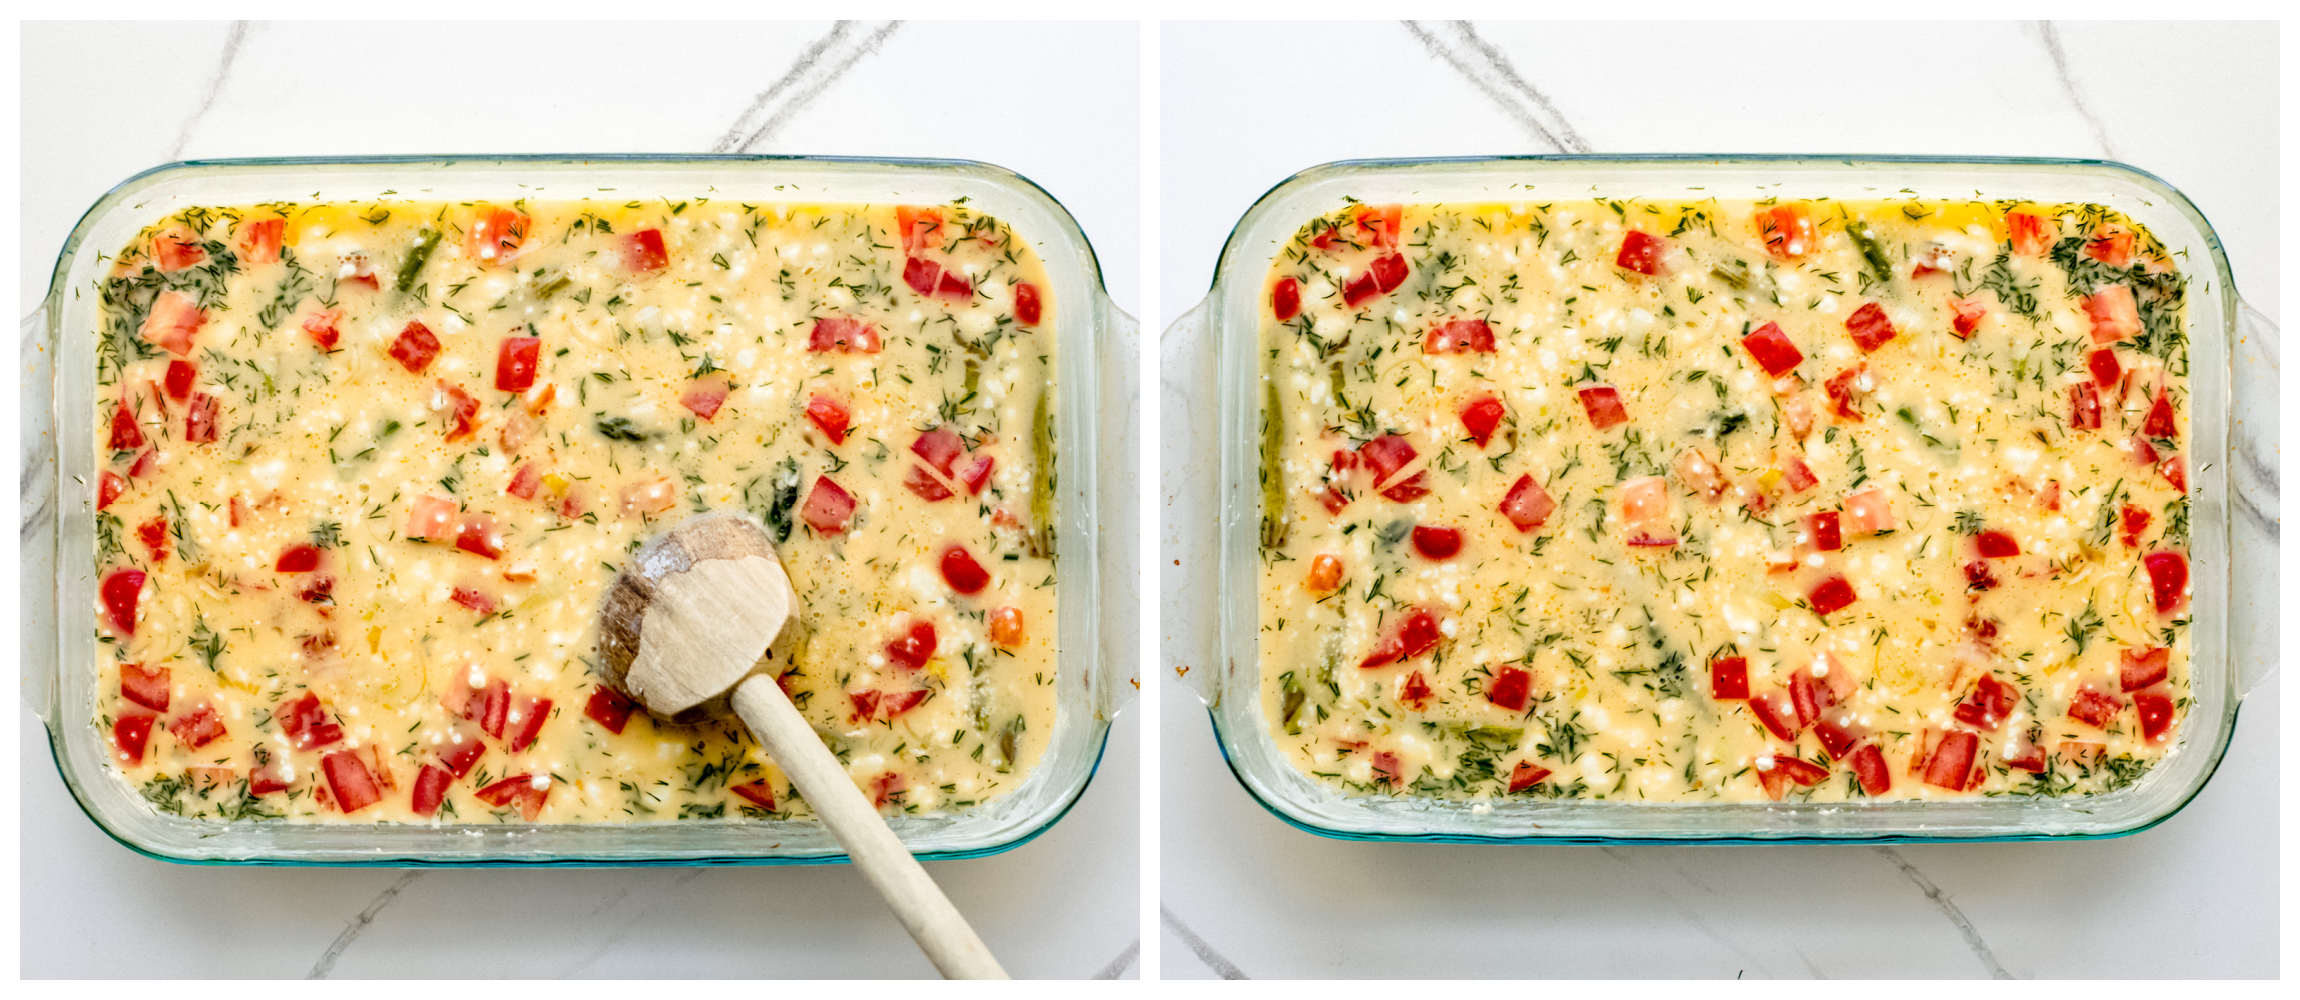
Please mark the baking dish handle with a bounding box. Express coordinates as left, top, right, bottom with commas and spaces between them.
22, 303, 59, 723
1094, 295, 1142, 719
1160, 298, 1223, 707
2229, 297, 2277, 701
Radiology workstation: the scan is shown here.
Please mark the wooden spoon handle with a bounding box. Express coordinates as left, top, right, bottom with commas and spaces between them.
731, 674, 1009, 980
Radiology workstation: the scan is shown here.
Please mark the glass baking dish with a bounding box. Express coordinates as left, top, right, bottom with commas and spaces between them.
27, 154, 1137, 865
1165, 155, 2268, 844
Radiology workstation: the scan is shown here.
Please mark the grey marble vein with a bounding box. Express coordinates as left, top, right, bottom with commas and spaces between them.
1600, 848, 1769, 976
2031, 21, 2120, 161
305, 871, 424, 979
1160, 905, 1248, 979
1090, 938, 1141, 979
1874, 848, 2011, 979
558, 869, 705, 977
712, 20, 900, 155
1401, 20, 1590, 154
168, 20, 251, 161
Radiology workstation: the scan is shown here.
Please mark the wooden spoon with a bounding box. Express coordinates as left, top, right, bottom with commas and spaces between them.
598, 510, 1007, 980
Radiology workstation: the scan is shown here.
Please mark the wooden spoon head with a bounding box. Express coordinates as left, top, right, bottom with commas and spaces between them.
598, 510, 801, 720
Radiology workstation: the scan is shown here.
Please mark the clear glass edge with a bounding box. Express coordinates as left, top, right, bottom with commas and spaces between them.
41, 154, 1118, 866
1202, 154, 2243, 844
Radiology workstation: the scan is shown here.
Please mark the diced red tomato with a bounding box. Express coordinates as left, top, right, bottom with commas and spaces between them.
1757, 755, 1831, 800
2069, 382, 2102, 430
1750, 689, 1801, 741
1790, 659, 1847, 730
2058, 741, 2107, 766
680, 373, 732, 422
801, 476, 856, 534
505, 463, 542, 501
2128, 435, 2160, 468
2120, 646, 2170, 692
624, 228, 668, 272
137, 515, 169, 564
2119, 503, 2152, 548
465, 206, 532, 266
506, 694, 551, 753
109, 400, 145, 452
2068, 687, 2124, 729
433, 381, 481, 441
169, 704, 226, 749
1843, 487, 1894, 534
152, 226, 206, 272
1909, 244, 1954, 278
2083, 285, 2141, 343
301, 309, 341, 351
280, 691, 344, 750
1953, 674, 2019, 731
911, 425, 964, 476
1615, 230, 1668, 275
2160, 454, 2187, 493
1425, 317, 1497, 354
1411, 525, 1461, 561
885, 619, 937, 671
249, 747, 291, 795
907, 257, 946, 295
1740, 322, 1804, 376
1379, 472, 1430, 503
140, 290, 206, 356
163, 360, 196, 400
433, 721, 486, 778
2085, 228, 2136, 267
98, 471, 128, 511
904, 463, 955, 502
1360, 607, 1444, 669
2143, 388, 2178, 439
1498, 474, 1556, 533
583, 685, 638, 735
1340, 271, 1380, 307
410, 765, 453, 817
1922, 730, 1979, 790
1485, 666, 1532, 712
1673, 448, 1728, 502
1757, 205, 1815, 259
937, 269, 973, 301
1506, 759, 1551, 793
1460, 396, 1506, 448
275, 543, 321, 574
1370, 253, 1409, 293
896, 206, 943, 252
988, 606, 1027, 647
1781, 454, 1818, 494
1809, 707, 1861, 761
1808, 575, 1857, 616
114, 713, 156, 765
806, 394, 850, 445
1396, 670, 1435, 711
1844, 302, 1898, 352
239, 218, 284, 264
1964, 560, 1999, 591
1975, 530, 2019, 558
1823, 365, 1868, 420
1618, 473, 1669, 524
184, 392, 220, 443
1271, 277, 1300, 322
2087, 348, 2121, 388
808, 316, 883, 354
2001, 730, 2047, 773
1949, 296, 1987, 339
2134, 691, 2175, 743
389, 321, 442, 373
2144, 551, 2188, 613
121, 662, 171, 712
101, 568, 146, 637
872, 772, 908, 806
474, 774, 550, 821
1849, 744, 1891, 795
2039, 479, 2063, 512
1370, 751, 1403, 786
1809, 511, 1842, 552
940, 545, 990, 594
2006, 211, 2055, 255
1359, 435, 1417, 489
880, 689, 931, 720
407, 495, 458, 542
1578, 386, 1628, 430
493, 337, 542, 393
1014, 281, 1043, 326
1355, 204, 1404, 248
732, 780, 777, 811
1710, 656, 1750, 700
454, 513, 505, 560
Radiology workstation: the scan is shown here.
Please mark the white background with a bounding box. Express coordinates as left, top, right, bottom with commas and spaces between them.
1158, 20, 2278, 978
20, 19, 1140, 979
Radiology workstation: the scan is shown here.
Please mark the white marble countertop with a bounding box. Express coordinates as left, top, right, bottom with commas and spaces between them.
20, 20, 1140, 979
1157, 20, 2277, 978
